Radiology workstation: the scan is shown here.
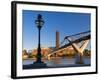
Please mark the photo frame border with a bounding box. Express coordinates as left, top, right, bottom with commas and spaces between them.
11, 1, 98, 79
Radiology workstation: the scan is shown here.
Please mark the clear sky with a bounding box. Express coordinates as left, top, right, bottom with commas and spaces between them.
22, 10, 90, 50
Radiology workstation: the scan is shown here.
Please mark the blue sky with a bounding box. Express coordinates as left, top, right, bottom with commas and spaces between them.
22, 10, 90, 50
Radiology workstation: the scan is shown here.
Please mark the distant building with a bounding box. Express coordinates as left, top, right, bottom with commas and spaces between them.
22, 50, 28, 55
32, 47, 51, 57
54, 46, 76, 57
22, 49, 28, 59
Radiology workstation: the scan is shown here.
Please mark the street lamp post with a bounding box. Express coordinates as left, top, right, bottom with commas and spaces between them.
34, 14, 44, 63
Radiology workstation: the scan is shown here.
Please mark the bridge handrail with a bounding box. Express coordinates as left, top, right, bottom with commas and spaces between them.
49, 34, 90, 54
64, 30, 90, 39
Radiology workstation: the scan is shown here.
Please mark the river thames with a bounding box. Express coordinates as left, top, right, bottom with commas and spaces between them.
23, 56, 90, 69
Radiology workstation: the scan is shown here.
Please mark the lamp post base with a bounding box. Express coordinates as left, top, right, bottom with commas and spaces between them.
34, 60, 44, 64
33, 62, 47, 67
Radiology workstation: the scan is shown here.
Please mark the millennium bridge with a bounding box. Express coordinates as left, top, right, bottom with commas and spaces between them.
47, 30, 90, 64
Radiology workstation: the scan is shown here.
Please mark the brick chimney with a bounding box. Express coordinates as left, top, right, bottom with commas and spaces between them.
56, 31, 60, 49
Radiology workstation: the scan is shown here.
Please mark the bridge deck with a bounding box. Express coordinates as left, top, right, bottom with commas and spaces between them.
50, 34, 90, 54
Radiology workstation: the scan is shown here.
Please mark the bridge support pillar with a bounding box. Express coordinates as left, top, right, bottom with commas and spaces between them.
67, 38, 89, 64
75, 53, 84, 64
